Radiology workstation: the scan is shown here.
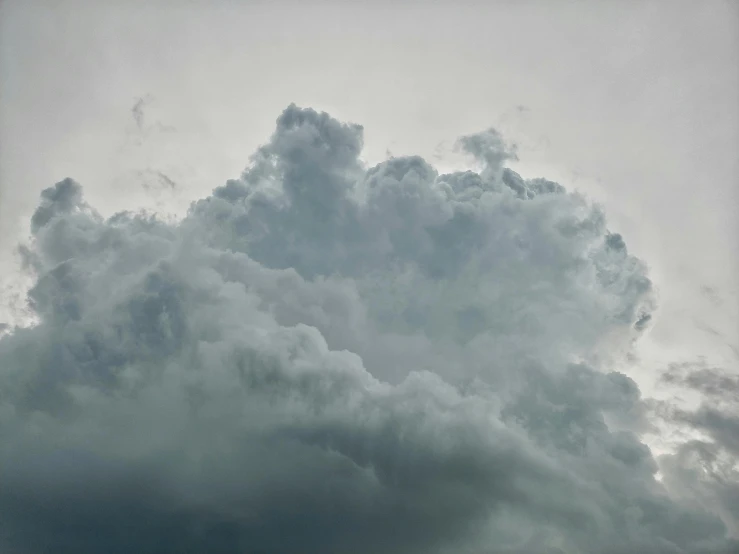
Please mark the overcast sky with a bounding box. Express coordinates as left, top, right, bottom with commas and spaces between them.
0, 2, 737, 553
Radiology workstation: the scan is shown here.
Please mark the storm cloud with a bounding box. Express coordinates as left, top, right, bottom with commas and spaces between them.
0, 105, 736, 554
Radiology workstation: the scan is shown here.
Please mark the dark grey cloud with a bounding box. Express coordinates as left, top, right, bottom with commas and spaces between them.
661, 361, 739, 404
654, 360, 739, 537
659, 439, 739, 542
680, 406, 739, 455
0, 105, 736, 554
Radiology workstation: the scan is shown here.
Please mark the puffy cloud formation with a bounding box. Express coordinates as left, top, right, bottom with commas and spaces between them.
0, 105, 736, 554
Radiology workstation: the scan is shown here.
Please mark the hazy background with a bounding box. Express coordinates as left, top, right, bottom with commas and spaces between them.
1, 0, 737, 392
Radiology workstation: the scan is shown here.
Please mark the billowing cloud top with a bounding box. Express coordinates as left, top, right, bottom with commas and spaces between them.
0, 105, 736, 554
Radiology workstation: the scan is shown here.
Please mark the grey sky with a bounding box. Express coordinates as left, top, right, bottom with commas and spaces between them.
2, 1, 737, 364
0, 1, 737, 552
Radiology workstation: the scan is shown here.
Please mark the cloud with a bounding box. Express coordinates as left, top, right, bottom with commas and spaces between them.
657, 360, 739, 460
661, 361, 739, 404
659, 440, 739, 541
0, 105, 736, 554
128, 94, 177, 147
653, 360, 739, 538
131, 94, 155, 131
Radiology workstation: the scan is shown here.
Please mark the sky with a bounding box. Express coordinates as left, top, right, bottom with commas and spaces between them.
0, 1, 737, 553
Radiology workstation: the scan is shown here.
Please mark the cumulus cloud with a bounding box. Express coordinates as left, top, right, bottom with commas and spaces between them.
0, 105, 736, 554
